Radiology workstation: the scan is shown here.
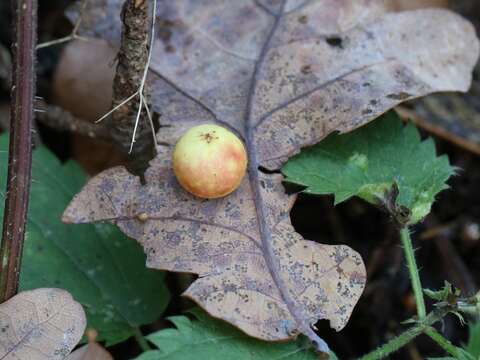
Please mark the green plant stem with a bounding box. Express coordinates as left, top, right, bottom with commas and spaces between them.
361, 227, 457, 360
359, 323, 425, 360
425, 328, 461, 358
400, 227, 426, 319
133, 327, 152, 352
359, 310, 446, 360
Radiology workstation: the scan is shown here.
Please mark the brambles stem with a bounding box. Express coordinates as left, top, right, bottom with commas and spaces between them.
400, 227, 426, 319
359, 310, 447, 360
425, 328, 462, 358
0, 0, 37, 302
360, 228, 459, 359
400, 228, 458, 353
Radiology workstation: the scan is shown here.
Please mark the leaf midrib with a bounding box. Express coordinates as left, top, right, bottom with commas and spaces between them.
243, 0, 317, 347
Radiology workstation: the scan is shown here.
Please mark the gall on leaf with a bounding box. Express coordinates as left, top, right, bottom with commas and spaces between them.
64, 0, 479, 352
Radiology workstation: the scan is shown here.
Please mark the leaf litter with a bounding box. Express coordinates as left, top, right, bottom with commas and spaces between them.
0, 288, 86, 360
63, 0, 479, 352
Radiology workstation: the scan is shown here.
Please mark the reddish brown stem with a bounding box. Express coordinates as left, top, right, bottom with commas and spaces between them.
0, 0, 37, 302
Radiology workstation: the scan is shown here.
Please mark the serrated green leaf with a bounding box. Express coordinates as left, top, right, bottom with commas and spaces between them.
0, 136, 170, 345
425, 288, 447, 302
425, 282, 455, 302
282, 111, 454, 225
135, 309, 323, 360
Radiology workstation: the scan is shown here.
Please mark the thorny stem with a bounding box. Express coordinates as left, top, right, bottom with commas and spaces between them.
133, 327, 152, 352
400, 228, 460, 355
359, 227, 459, 359
359, 310, 448, 360
0, 0, 37, 302
425, 327, 462, 358
400, 227, 426, 319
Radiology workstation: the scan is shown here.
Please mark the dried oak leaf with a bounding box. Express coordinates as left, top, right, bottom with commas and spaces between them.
66, 341, 113, 360
64, 0, 479, 352
0, 288, 86, 359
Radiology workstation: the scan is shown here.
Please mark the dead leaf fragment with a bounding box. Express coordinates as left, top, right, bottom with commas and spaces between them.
66, 342, 113, 360
0, 288, 86, 360
64, 159, 365, 352
66, 329, 113, 360
53, 39, 116, 123
385, 0, 448, 11
64, 0, 479, 352
53, 39, 126, 174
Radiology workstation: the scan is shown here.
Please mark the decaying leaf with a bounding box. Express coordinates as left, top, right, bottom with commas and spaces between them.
66, 330, 113, 360
0, 135, 170, 346
64, 0, 479, 352
0, 288, 86, 359
66, 342, 113, 360
64, 159, 365, 352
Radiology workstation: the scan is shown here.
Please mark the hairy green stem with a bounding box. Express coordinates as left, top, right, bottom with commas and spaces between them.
359, 311, 446, 360
360, 228, 458, 359
359, 323, 425, 360
400, 228, 458, 355
400, 227, 426, 319
425, 328, 461, 358
133, 327, 152, 352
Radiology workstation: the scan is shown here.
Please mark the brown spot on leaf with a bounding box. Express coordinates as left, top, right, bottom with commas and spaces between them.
298, 15, 308, 24
386, 92, 412, 100
301, 64, 312, 75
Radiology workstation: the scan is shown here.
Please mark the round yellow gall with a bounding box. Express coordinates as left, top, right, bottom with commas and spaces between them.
172, 124, 248, 199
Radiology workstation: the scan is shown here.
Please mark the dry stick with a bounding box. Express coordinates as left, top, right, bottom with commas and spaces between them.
106, 0, 157, 176
128, 0, 157, 154
36, 0, 89, 50
0, 0, 37, 302
37, 105, 111, 140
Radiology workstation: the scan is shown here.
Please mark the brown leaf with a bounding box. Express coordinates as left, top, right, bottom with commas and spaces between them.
384, 0, 449, 11
53, 39, 116, 123
66, 342, 113, 360
64, 0, 479, 352
53, 39, 126, 174
0, 288, 86, 359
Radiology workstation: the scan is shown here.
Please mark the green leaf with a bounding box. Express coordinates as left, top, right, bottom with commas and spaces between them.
135, 309, 322, 360
424, 282, 459, 303
465, 322, 480, 359
0, 136, 170, 345
282, 111, 455, 225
